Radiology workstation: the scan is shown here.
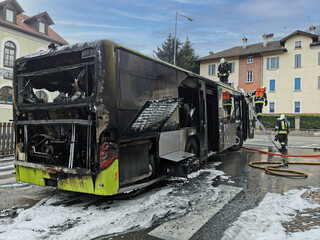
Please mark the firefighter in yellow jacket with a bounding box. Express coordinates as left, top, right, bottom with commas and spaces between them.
252, 87, 268, 121
275, 114, 289, 152
217, 58, 230, 83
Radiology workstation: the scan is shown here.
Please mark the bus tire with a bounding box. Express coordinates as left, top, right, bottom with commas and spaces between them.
229, 130, 243, 152
185, 136, 199, 157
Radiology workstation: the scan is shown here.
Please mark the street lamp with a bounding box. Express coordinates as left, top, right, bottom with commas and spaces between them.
174, 11, 193, 66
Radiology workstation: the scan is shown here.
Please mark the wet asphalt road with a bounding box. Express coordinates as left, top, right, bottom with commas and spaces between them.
107, 135, 320, 240
2, 135, 320, 240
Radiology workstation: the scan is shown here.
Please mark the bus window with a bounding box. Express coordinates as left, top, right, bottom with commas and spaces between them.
117, 49, 178, 110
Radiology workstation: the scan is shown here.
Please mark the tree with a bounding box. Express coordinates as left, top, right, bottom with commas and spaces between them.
154, 34, 199, 73
153, 33, 181, 65
178, 37, 199, 73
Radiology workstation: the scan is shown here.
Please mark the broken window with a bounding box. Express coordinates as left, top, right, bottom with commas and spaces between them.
17, 64, 95, 104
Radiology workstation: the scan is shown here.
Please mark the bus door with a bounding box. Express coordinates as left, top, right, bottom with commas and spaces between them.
198, 80, 208, 159
205, 85, 219, 152
241, 96, 255, 139
218, 86, 237, 151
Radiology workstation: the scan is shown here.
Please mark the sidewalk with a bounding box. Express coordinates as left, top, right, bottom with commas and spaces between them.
254, 128, 320, 137
245, 134, 320, 149
0, 155, 14, 160
283, 189, 320, 233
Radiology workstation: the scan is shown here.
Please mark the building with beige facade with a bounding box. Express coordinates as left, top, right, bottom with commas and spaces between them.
0, 0, 67, 122
198, 26, 320, 115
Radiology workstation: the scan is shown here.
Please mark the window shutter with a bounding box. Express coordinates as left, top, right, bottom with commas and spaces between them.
267, 58, 270, 70
298, 54, 301, 67
318, 76, 320, 89
318, 52, 320, 65
269, 79, 275, 91
295, 54, 301, 67
208, 65, 211, 75
213, 64, 216, 75
276, 57, 279, 69
294, 77, 301, 90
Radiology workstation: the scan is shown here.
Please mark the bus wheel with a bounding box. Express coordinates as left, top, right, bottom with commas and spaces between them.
229, 130, 243, 152
185, 137, 199, 157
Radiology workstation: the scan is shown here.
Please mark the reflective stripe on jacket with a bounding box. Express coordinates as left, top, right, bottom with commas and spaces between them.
218, 63, 230, 77
275, 119, 289, 134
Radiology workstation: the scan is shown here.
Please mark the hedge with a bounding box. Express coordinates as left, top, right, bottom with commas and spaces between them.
300, 115, 320, 129
260, 114, 320, 129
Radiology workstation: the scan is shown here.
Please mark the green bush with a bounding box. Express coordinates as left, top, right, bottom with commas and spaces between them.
261, 114, 320, 129
300, 115, 320, 129
261, 115, 295, 129
260, 115, 279, 128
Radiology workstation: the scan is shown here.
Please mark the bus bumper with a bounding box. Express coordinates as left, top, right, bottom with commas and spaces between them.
14, 160, 119, 196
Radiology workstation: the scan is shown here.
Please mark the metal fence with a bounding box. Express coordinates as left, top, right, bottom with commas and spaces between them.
0, 122, 14, 156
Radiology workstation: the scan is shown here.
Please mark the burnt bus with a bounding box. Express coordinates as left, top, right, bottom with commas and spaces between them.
13, 40, 254, 195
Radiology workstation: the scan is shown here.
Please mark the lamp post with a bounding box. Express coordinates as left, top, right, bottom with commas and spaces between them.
174, 11, 193, 66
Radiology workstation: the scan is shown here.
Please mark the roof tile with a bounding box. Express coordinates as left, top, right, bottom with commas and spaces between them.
0, 13, 67, 45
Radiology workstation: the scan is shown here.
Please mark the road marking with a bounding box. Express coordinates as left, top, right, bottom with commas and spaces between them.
0, 176, 16, 186
0, 170, 14, 177
148, 185, 242, 240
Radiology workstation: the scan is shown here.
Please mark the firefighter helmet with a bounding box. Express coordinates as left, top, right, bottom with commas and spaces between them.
280, 114, 286, 119
220, 58, 226, 64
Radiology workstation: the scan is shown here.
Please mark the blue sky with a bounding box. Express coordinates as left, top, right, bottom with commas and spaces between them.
18, 0, 320, 57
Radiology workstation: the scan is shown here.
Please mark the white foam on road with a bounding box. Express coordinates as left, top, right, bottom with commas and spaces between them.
222, 188, 320, 240
148, 185, 243, 240
0, 166, 230, 240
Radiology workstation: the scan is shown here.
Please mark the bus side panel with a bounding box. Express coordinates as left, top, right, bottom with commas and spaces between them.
119, 141, 150, 184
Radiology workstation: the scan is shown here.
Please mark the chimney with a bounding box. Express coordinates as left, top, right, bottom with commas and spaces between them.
310, 25, 316, 34
209, 51, 214, 55
263, 34, 267, 47
263, 33, 274, 47
242, 37, 247, 49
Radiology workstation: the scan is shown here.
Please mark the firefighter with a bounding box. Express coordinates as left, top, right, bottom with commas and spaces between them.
252, 86, 268, 121
275, 114, 289, 152
217, 58, 230, 83
222, 90, 232, 121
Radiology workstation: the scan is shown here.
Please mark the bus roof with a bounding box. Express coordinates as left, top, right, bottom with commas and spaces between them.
17, 39, 241, 94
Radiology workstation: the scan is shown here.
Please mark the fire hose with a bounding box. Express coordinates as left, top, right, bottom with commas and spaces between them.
243, 146, 320, 178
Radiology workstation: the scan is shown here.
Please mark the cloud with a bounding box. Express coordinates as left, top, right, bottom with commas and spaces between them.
107, 8, 169, 22
54, 20, 130, 29
234, 0, 319, 19
67, 31, 147, 40
172, 0, 220, 4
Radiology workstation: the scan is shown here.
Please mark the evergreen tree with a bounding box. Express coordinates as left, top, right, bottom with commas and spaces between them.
154, 34, 199, 73
153, 33, 181, 65
178, 37, 199, 73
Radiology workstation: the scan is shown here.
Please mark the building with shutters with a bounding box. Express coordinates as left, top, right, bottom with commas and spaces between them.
0, 0, 67, 122
198, 27, 320, 114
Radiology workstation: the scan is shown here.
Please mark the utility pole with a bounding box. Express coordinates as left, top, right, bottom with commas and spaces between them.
174, 11, 193, 66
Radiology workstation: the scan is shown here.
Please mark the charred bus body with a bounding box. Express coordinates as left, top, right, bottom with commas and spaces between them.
13, 40, 254, 195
